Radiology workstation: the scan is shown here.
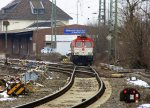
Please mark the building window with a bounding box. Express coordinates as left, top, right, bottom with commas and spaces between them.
45, 42, 52, 47
2, 10, 5, 14
45, 35, 56, 41
45, 41, 56, 48
33, 8, 44, 14
30, 1, 45, 14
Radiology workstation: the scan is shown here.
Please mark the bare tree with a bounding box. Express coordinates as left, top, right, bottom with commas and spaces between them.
119, 0, 150, 68
86, 22, 109, 63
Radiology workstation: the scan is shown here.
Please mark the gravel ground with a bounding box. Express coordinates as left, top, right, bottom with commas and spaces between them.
0, 65, 69, 108
95, 66, 150, 108
0, 64, 150, 108
37, 77, 99, 108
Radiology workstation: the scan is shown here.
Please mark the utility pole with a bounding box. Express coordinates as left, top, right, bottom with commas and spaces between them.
98, 0, 106, 26
97, 0, 106, 57
108, 0, 118, 63
77, 0, 79, 24
36, 10, 39, 56
3, 20, 9, 54
98, 0, 101, 27
51, 0, 56, 49
114, 0, 118, 62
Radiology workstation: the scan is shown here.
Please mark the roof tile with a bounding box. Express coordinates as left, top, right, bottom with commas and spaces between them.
0, 0, 72, 20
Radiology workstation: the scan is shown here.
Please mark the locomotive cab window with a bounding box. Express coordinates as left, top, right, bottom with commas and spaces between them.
76, 42, 82, 47
84, 42, 92, 48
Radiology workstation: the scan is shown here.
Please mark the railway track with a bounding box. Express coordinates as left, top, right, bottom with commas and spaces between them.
13, 65, 105, 108
0, 59, 105, 108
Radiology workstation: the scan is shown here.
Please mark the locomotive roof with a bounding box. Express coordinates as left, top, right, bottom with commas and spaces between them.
74, 36, 93, 41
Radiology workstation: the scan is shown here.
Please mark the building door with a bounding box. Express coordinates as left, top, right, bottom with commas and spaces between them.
20, 37, 28, 55
12, 38, 20, 54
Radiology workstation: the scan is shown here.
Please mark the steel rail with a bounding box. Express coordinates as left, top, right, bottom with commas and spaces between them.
13, 66, 105, 108
47, 66, 94, 75
47, 65, 73, 72
72, 66, 106, 108
0, 59, 75, 74
48, 68, 72, 75
13, 66, 76, 108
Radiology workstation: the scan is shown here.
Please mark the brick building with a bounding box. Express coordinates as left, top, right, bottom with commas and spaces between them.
0, 0, 72, 31
0, 24, 98, 57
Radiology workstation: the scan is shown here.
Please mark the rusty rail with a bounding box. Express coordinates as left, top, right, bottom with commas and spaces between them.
14, 66, 76, 108
13, 66, 105, 108
72, 66, 105, 108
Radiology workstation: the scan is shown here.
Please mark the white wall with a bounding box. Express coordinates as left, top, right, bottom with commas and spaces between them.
61, 20, 69, 25
1, 20, 70, 31
0, 21, 2, 32
45, 35, 77, 55
1, 20, 35, 31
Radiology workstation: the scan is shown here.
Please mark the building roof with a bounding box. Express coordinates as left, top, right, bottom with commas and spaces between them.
27, 21, 65, 28
0, 24, 98, 36
0, 0, 72, 20
0, 28, 33, 34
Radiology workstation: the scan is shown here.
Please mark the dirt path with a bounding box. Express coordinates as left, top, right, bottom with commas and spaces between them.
36, 77, 99, 108
88, 78, 112, 108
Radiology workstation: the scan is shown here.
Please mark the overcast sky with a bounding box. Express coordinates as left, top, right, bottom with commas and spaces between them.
0, 0, 100, 25
56, 0, 99, 24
